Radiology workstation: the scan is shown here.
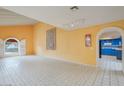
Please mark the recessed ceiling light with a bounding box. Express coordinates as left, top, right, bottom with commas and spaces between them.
62, 18, 85, 30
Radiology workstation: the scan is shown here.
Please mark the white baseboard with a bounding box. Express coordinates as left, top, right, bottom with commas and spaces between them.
44, 55, 96, 67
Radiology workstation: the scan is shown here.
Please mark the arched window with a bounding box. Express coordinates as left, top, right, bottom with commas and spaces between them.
4, 38, 19, 57
0, 38, 26, 57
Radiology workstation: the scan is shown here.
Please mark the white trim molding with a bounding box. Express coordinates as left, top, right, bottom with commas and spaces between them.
44, 55, 96, 67
96, 27, 124, 72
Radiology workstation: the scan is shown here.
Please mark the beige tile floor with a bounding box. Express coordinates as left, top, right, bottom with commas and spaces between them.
0, 55, 124, 86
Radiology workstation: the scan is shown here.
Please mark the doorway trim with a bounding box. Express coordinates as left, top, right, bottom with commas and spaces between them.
96, 27, 124, 71
4, 37, 20, 56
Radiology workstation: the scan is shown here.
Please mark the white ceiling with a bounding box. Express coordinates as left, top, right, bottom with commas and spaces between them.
1, 6, 124, 30
0, 7, 37, 26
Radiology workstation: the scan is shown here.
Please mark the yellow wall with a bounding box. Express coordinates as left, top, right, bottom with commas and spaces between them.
33, 20, 124, 65
0, 25, 34, 55
1, 20, 124, 65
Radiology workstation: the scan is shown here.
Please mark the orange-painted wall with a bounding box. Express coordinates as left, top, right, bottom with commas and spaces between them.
33, 20, 124, 65
0, 25, 34, 55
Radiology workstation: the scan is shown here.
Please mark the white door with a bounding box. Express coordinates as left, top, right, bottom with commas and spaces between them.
19, 39, 26, 56
0, 39, 4, 57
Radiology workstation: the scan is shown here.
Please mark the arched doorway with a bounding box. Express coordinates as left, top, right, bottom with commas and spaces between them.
4, 38, 20, 57
96, 27, 124, 72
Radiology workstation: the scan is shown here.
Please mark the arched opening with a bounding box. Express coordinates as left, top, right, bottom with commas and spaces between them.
4, 38, 20, 57
96, 27, 124, 72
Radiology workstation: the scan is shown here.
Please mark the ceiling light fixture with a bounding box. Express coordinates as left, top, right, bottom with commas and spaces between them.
70, 6, 79, 11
